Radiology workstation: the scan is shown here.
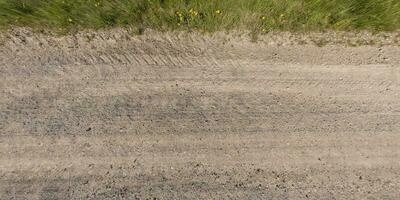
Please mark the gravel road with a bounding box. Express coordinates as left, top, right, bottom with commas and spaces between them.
1, 29, 400, 199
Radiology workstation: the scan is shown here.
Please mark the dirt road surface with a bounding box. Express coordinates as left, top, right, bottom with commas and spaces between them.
1, 29, 400, 199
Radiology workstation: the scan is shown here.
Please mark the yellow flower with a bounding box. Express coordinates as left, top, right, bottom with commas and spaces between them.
261, 16, 266, 20
215, 10, 221, 14
262, 28, 267, 32
68, 18, 73, 22
189, 9, 198, 16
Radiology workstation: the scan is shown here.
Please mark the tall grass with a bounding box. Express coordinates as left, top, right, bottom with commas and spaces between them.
0, 0, 399, 33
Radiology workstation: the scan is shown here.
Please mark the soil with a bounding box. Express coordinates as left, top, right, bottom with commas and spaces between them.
1, 28, 400, 199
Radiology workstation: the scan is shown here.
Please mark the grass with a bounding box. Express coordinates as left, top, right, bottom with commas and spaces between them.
0, 0, 399, 34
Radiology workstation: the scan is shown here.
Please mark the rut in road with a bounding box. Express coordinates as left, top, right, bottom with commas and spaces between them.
1, 29, 400, 199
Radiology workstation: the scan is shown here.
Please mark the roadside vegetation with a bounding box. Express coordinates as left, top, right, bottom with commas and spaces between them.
0, 0, 399, 34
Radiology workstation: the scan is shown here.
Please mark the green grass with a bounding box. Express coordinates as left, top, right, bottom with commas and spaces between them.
0, 0, 399, 34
